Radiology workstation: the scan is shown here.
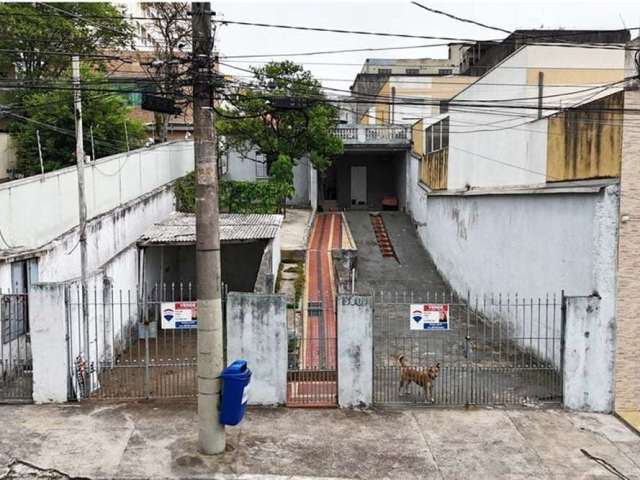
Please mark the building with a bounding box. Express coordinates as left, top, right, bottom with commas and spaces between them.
406, 40, 632, 412
350, 44, 470, 125
138, 212, 282, 294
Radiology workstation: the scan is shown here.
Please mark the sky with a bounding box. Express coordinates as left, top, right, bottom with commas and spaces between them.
211, 0, 640, 90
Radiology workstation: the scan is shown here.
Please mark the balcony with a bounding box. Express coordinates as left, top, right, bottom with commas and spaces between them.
334, 125, 410, 149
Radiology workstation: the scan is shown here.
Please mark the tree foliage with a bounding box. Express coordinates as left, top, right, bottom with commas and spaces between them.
217, 61, 343, 173
10, 68, 146, 176
174, 155, 295, 215
0, 2, 133, 87
139, 2, 192, 142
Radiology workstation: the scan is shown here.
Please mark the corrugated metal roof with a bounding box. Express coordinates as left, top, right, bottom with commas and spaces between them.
138, 212, 283, 246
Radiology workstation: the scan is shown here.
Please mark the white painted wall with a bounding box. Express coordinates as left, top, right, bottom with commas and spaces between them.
0, 141, 193, 250
29, 282, 68, 403
409, 185, 619, 369
564, 295, 615, 412
337, 294, 373, 408
447, 45, 625, 190
34, 185, 174, 284
225, 149, 311, 207
226, 292, 287, 405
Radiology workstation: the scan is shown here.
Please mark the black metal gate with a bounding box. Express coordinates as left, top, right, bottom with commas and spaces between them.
0, 294, 32, 402
65, 282, 226, 401
287, 302, 337, 407
373, 291, 564, 406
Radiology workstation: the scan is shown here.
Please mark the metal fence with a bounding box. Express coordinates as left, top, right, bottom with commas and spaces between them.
65, 282, 226, 401
286, 302, 337, 407
373, 291, 564, 407
0, 293, 32, 402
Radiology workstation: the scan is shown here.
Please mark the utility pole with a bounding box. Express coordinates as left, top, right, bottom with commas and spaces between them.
192, 2, 225, 455
36, 130, 44, 176
72, 55, 90, 388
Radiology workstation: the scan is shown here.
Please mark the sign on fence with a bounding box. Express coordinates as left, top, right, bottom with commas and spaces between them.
410, 304, 450, 330
161, 302, 198, 329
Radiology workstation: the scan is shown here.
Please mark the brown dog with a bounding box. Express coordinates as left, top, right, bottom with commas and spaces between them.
398, 355, 440, 402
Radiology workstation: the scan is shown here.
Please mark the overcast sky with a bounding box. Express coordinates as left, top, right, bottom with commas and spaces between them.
211, 0, 640, 90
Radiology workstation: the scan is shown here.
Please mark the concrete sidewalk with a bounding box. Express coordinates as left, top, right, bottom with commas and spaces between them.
0, 404, 639, 479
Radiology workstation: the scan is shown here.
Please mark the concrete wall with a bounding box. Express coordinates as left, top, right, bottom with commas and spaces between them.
564, 295, 615, 412
29, 283, 69, 403
0, 141, 193, 250
337, 294, 373, 408
35, 184, 174, 284
226, 292, 287, 405
408, 185, 618, 368
447, 45, 625, 190
225, 149, 311, 207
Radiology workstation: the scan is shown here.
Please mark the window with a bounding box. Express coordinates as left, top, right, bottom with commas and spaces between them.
438, 69, 453, 75
405, 68, 419, 75
441, 118, 449, 149
424, 118, 449, 154
377, 68, 392, 75
255, 157, 269, 179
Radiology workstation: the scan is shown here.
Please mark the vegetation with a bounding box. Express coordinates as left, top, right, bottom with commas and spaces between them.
0, 3, 143, 176
10, 69, 146, 176
217, 61, 343, 173
174, 154, 296, 214
0, 3, 133, 86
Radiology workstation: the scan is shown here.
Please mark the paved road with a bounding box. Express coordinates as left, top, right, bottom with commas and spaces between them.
0, 403, 638, 479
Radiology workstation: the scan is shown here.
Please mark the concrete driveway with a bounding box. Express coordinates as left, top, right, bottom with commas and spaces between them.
0, 403, 638, 479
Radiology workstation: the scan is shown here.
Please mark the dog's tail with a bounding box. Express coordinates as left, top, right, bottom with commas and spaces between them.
398, 354, 407, 367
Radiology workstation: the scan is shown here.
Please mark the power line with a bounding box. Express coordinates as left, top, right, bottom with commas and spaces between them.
410, 1, 511, 34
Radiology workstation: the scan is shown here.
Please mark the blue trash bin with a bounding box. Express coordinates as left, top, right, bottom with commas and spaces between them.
219, 359, 251, 426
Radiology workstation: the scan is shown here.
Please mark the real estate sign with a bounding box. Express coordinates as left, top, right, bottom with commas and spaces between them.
161, 302, 197, 329
410, 303, 450, 330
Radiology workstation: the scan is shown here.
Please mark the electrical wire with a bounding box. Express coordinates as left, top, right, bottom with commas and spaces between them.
410, 1, 511, 34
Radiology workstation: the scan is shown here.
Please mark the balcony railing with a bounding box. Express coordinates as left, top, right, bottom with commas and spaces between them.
334, 125, 410, 145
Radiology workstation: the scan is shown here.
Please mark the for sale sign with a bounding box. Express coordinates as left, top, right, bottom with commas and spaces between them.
410, 304, 450, 330
161, 302, 197, 330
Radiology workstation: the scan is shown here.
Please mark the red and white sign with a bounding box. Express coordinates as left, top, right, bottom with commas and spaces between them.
410, 303, 450, 330
161, 302, 197, 329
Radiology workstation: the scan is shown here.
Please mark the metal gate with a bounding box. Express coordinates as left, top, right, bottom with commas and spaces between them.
0, 293, 32, 402
65, 282, 226, 401
373, 291, 564, 406
286, 302, 337, 407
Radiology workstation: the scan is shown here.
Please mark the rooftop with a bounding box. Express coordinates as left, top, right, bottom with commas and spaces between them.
137, 212, 283, 246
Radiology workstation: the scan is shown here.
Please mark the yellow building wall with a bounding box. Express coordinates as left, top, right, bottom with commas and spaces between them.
547, 91, 623, 182
411, 119, 424, 156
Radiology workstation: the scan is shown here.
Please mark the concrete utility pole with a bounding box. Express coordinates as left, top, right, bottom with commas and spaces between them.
72, 55, 90, 384
192, 2, 225, 454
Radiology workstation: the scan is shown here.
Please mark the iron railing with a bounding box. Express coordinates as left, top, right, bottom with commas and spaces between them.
373, 290, 564, 407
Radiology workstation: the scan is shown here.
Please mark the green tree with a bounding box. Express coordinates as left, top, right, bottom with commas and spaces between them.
217, 61, 343, 173
0, 2, 133, 87
10, 69, 146, 176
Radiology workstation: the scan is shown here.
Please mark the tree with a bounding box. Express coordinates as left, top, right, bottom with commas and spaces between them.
140, 2, 192, 143
217, 61, 344, 174
10, 68, 146, 177
0, 2, 133, 89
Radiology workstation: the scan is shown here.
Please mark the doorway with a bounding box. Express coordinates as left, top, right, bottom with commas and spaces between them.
350, 166, 367, 208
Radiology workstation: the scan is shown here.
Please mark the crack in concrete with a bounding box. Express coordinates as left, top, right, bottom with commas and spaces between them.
409, 411, 445, 480
504, 411, 554, 480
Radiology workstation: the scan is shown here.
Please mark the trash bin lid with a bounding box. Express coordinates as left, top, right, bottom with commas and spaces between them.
222, 359, 247, 375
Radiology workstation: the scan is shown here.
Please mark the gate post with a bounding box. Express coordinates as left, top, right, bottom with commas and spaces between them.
30, 283, 68, 403
337, 293, 373, 408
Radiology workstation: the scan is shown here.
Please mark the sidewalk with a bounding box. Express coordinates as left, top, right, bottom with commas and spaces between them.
0, 403, 639, 479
